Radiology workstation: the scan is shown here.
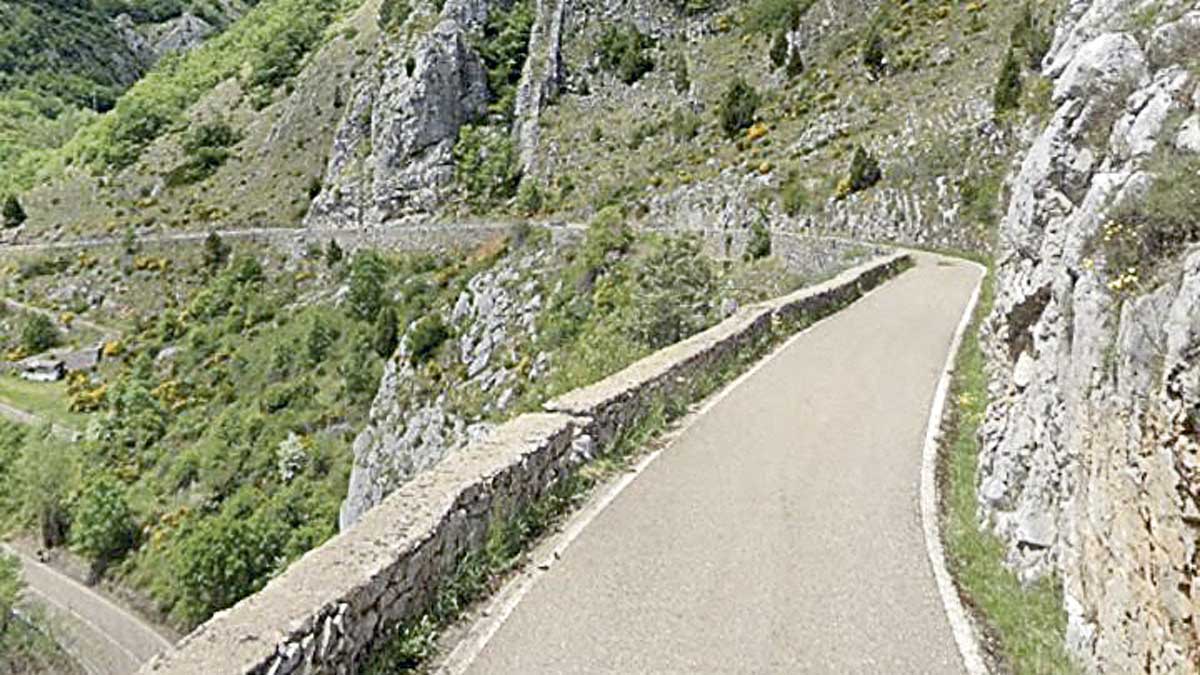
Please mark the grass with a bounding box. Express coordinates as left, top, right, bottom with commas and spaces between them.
940, 269, 1078, 674
0, 377, 85, 431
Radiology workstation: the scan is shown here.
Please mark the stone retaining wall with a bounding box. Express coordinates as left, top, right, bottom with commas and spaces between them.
140, 251, 911, 675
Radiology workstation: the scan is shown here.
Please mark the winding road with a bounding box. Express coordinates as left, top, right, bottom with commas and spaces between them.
3, 545, 175, 675
442, 254, 984, 674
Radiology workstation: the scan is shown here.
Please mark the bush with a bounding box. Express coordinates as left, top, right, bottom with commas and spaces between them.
770, 30, 790, 69
861, 26, 886, 75
515, 180, 543, 215
718, 78, 761, 138
379, 0, 411, 31
598, 24, 655, 85
373, 305, 399, 358
476, 0, 534, 118
347, 251, 389, 322
408, 315, 450, 366
629, 236, 717, 348
667, 52, 690, 94
745, 0, 808, 33
2, 194, 26, 228
837, 145, 881, 199
994, 48, 1023, 116
745, 219, 772, 261
0, 554, 20, 632
1103, 150, 1200, 280
670, 108, 701, 142
779, 169, 811, 216
202, 231, 231, 272
1011, 2, 1052, 70
71, 473, 136, 573
20, 314, 59, 353
165, 121, 240, 186
325, 239, 344, 267
454, 125, 520, 208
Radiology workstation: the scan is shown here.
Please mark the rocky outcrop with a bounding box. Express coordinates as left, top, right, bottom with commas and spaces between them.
979, 1, 1200, 671
513, 0, 569, 175
305, 3, 491, 228
340, 243, 557, 529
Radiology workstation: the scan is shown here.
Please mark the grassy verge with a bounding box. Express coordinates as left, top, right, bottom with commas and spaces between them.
0, 377, 84, 431
939, 268, 1077, 674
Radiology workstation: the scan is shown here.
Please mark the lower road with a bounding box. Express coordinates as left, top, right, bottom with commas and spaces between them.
4, 545, 175, 675
451, 253, 983, 674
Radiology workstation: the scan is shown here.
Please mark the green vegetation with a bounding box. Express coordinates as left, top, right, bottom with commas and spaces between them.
1101, 148, 1200, 289
837, 145, 881, 198
598, 24, 656, 85
3, 0, 352, 191
454, 125, 520, 208
0, 379, 85, 430
165, 120, 241, 186
2, 195, 26, 229
718, 77, 761, 138
71, 473, 137, 576
1010, 1, 1053, 70
19, 314, 59, 354
745, 219, 772, 261
475, 0, 534, 119
942, 271, 1077, 673
379, 0, 411, 32
0, 550, 79, 674
743, 0, 809, 34
994, 48, 1023, 116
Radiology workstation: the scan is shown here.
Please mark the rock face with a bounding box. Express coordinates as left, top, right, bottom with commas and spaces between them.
340, 245, 555, 529
979, 1, 1200, 670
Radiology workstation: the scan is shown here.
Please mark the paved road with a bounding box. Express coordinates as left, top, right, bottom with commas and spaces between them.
455, 254, 982, 674
3, 545, 175, 675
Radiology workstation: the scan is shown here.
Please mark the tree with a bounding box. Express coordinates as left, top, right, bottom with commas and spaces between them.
2, 195, 26, 229
347, 251, 390, 322
745, 219, 772, 261
305, 314, 338, 366
786, 49, 805, 79
373, 305, 399, 358
202, 232, 231, 273
770, 30, 789, 70
408, 315, 450, 366
20, 314, 59, 354
71, 474, 136, 577
325, 239, 344, 267
718, 77, 762, 138
848, 145, 882, 193
994, 47, 1023, 115
862, 26, 886, 76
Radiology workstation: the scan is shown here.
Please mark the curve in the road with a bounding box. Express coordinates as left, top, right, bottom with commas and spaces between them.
441, 253, 984, 674
3, 545, 175, 675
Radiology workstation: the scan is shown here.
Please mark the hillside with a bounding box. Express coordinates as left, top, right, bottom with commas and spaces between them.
0, 0, 255, 195
0, 0, 1198, 672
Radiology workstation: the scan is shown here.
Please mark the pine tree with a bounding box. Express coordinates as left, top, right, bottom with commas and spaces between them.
325, 239, 344, 267
770, 29, 789, 70
786, 49, 805, 79
994, 47, 1023, 116
202, 232, 231, 272
373, 305, 399, 358
2, 194, 26, 229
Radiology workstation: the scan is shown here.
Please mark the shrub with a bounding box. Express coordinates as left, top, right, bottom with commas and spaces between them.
837, 145, 881, 198
994, 48, 1023, 116
670, 108, 701, 142
1103, 150, 1200, 280
71, 473, 136, 574
379, 0, 411, 31
1, 194, 26, 228
477, 0, 535, 118
667, 52, 690, 94
408, 315, 450, 366
718, 77, 761, 138
861, 26, 886, 75
325, 239, 344, 267
454, 125, 520, 208
786, 49, 805, 78
166, 120, 240, 186
0, 554, 20, 632
20, 314, 59, 354
770, 30, 790, 69
629, 236, 717, 348
745, 219, 772, 261
515, 180, 544, 215
779, 169, 810, 216
745, 0, 808, 33
1011, 1, 1052, 70
373, 305, 399, 358
347, 251, 389, 322
598, 24, 655, 85
203, 232, 231, 272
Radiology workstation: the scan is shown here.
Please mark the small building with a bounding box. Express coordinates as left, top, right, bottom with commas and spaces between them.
18, 358, 65, 383
61, 344, 103, 373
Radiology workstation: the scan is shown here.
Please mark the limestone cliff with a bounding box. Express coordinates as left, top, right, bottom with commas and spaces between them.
980, 1, 1200, 670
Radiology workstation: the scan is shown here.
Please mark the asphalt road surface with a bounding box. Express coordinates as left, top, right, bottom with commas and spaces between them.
456, 254, 982, 674
5, 545, 175, 675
